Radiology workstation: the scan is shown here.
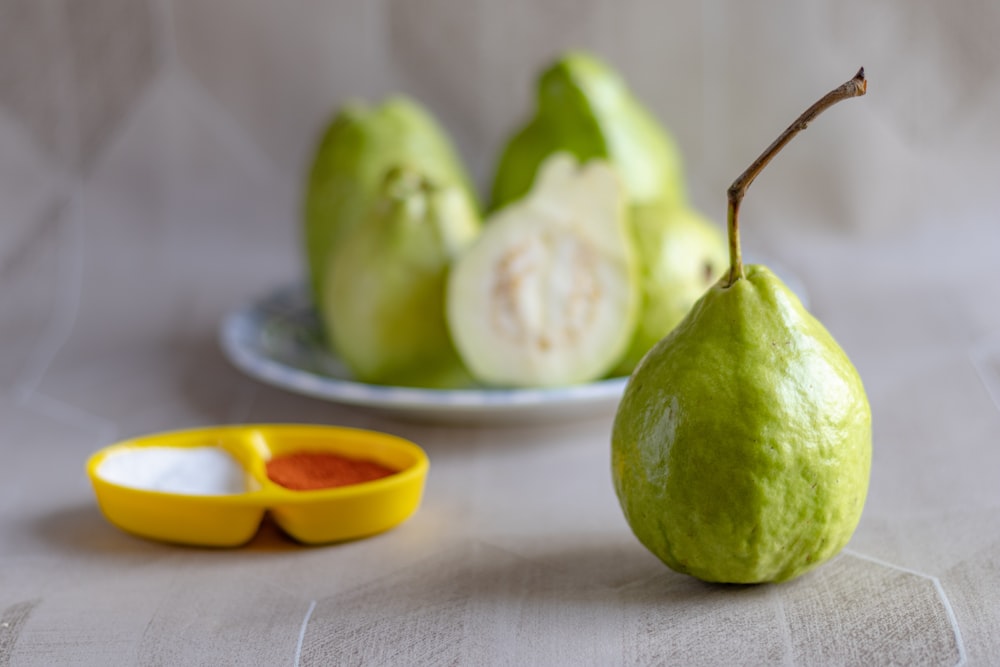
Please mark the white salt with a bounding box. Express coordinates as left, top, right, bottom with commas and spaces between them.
97, 446, 247, 495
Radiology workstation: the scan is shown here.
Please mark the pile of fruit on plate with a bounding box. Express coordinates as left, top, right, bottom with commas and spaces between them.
303, 51, 728, 390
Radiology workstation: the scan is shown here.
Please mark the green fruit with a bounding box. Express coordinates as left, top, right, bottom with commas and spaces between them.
447, 153, 639, 388
612, 69, 871, 583
614, 204, 728, 375
304, 96, 477, 306
612, 266, 871, 582
491, 51, 685, 211
322, 167, 480, 388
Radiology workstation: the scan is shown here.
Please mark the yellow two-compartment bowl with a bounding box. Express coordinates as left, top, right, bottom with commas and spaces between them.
86, 424, 429, 547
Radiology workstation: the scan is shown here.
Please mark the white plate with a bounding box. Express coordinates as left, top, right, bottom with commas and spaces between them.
218, 284, 628, 423
218, 260, 808, 424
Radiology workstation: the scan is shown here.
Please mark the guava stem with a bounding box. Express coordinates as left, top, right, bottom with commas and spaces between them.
725, 67, 867, 287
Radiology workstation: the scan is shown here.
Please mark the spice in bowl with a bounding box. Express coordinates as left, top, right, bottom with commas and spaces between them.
96, 446, 247, 495
266, 451, 396, 491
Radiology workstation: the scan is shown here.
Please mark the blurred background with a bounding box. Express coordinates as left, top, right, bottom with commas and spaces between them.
2, 0, 1000, 439
3, 7, 1000, 660
4, 0, 1000, 257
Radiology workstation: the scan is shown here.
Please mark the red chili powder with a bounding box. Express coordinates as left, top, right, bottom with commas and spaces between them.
266, 451, 396, 491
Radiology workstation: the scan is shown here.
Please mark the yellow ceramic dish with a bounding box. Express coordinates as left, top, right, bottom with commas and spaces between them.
86, 424, 429, 547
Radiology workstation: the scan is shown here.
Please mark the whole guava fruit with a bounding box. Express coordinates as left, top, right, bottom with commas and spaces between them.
322, 166, 480, 388
304, 96, 477, 307
613, 204, 728, 375
612, 266, 872, 583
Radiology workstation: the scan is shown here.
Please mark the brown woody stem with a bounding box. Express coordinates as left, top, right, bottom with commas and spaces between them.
725, 67, 867, 286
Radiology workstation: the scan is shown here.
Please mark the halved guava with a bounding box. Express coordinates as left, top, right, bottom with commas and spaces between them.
447, 153, 639, 387
491, 51, 685, 211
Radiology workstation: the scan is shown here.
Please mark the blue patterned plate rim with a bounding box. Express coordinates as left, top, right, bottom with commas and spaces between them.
218, 284, 629, 412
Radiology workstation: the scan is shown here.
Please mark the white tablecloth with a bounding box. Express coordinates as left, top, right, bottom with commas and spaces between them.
2, 1, 999, 664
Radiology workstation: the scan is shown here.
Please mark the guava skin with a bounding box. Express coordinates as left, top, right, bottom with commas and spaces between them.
323, 169, 479, 389
491, 51, 685, 211
611, 265, 872, 583
304, 97, 478, 307
613, 204, 729, 375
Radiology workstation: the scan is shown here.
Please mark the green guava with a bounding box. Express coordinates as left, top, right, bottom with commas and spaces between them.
612, 266, 871, 583
613, 67, 871, 584
490, 51, 685, 211
322, 167, 480, 388
304, 96, 477, 306
614, 204, 729, 375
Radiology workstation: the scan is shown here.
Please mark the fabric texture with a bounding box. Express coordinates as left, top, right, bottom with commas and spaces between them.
1, 1, 999, 664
